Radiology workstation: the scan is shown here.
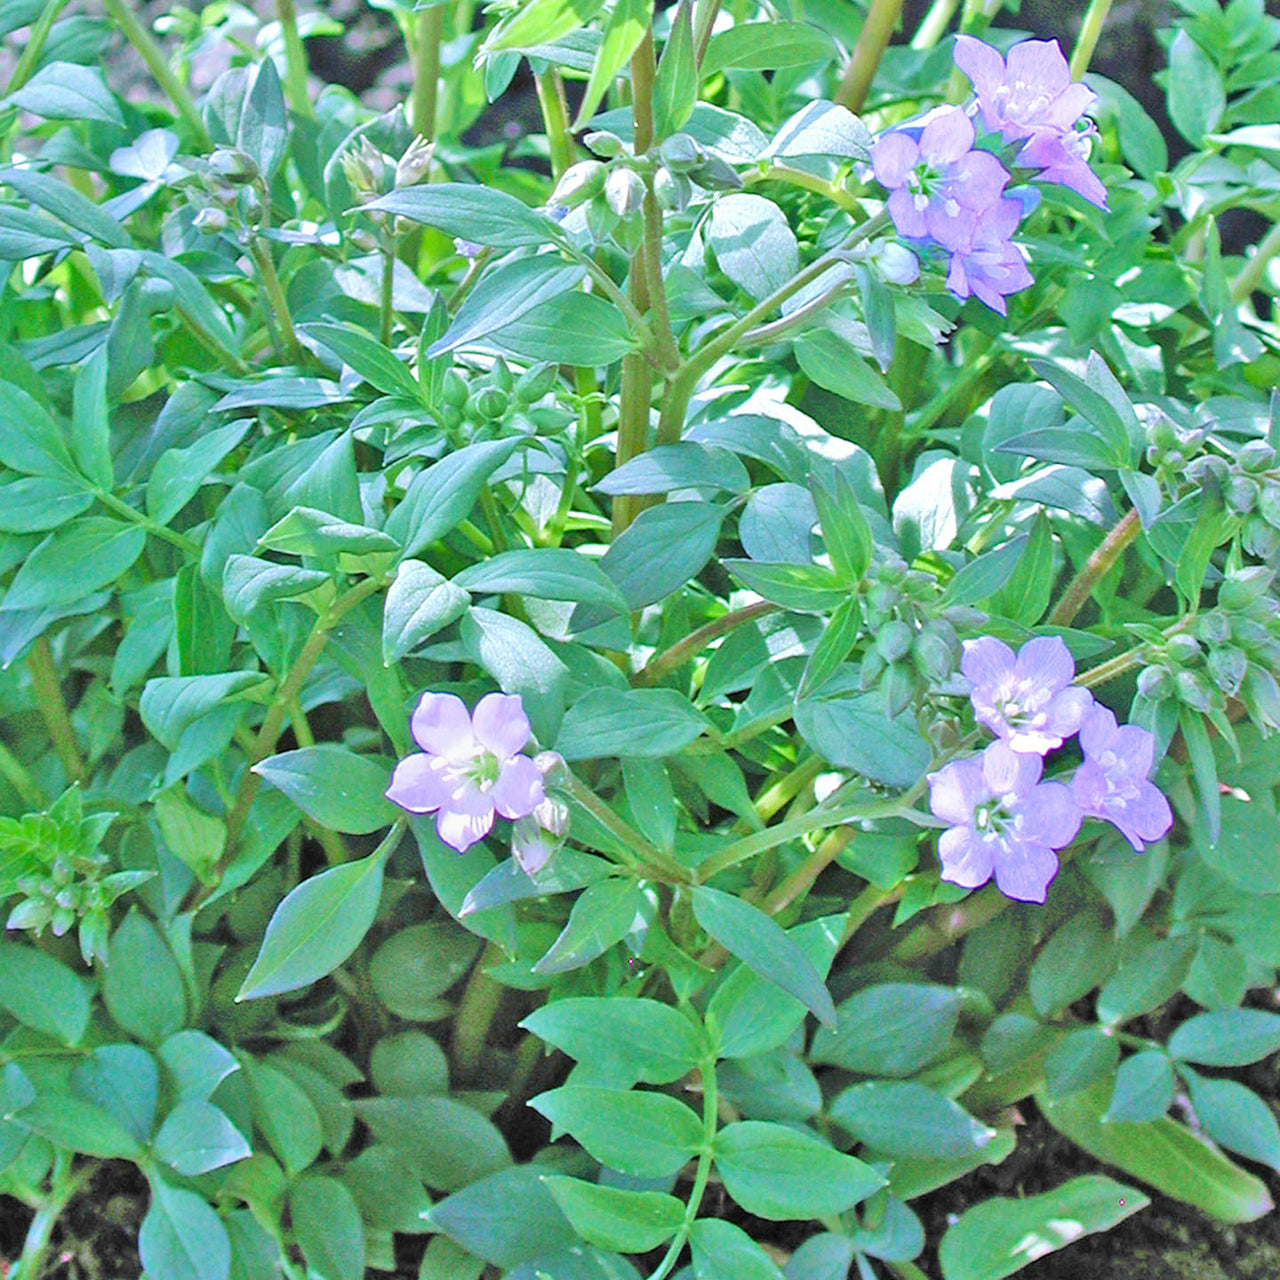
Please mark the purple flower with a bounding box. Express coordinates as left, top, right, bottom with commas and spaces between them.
953, 35, 1107, 209
962, 635, 1094, 754
929, 740, 1081, 902
871, 106, 1012, 252
386, 692, 545, 852
944, 196, 1034, 315
1071, 702, 1173, 851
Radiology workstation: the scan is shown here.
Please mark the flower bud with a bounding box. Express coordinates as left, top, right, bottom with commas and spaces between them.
1220, 565, 1275, 612
912, 627, 956, 683
343, 136, 387, 200
442, 370, 470, 409
605, 167, 645, 218
1174, 669, 1214, 713
881, 662, 916, 718
208, 148, 258, 183
1226, 475, 1257, 516
470, 386, 510, 421
874, 241, 920, 286
489, 357, 513, 393
659, 134, 702, 173
653, 167, 691, 212
551, 160, 608, 209
1165, 633, 1201, 665
585, 195, 619, 243
533, 750, 568, 786
1207, 645, 1248, 696
583, 130, 624, 158
1196, 611, 1231, 646
691, 155, 742, 191
940, 604, 989, 631
514, 363, 558, 403
395, 135, 434, 188
1185, 455, 1229, 486
348, 228, 379, 253
1240, 439, 1277, 473
875, 619, 914, 664
1136, 664, 1172, 701
193, 206, 228, 234
859, 648, 887, 691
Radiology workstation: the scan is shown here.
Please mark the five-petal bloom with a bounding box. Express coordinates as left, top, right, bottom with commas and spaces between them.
1072, 702, 1174, 851
386, 692, 545, 852
929, 740, 1082, 902
961, 635, 1094, 754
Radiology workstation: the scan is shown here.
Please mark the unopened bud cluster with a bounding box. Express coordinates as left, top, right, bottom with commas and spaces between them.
436, 357, 574, 441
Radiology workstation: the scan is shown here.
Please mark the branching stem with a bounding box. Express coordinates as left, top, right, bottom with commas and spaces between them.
1048, 507, 1140, 627
635, 601, 777, 686
26, 637, 85, 784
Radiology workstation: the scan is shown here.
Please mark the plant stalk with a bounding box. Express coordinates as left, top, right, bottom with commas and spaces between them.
12, 1150, 93, 1280
635, 601, 777, 686
451, 942, 505, 1080
379, 231, 396, 346
6, 0, 70, 94
410, 6, 444, 141
911, 0, 962, 49
249, 239, 306, 365
1048, 507, 1140, 627
101, 0, 211, 149
0, 740, 43, 809
692, 0, 722, 66
277, 0, 312, 117
836, 0, 905, 114
535, 69, 575, 179
1231, 217, 1280, 304
1069, 0, 1114, 80
26, 637, 85, 784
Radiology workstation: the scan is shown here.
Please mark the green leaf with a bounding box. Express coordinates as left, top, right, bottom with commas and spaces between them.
1029, 914, 1116, 1018
943, 537, 1027, 608
158, 1031, 240, 1103
1168, 1008, 1280, 1067
689, 1219, 786, 1280
797, 596, 862, 699
430, 257, 585, 359
147, 420, 250, 526
714, 1120, 884, 1220
491, 289, 635, 365
795, 329, 901, 411
832, 1081, 996, 1160
240, 1054, 323, 1176
692, 885, 836, 1027
600, 500, 724, 609
1180, 705, 1221, 845
793, 691, 932, 788
520, 996, 707, 1085
0, 167, 130, 248
652, 0, 696, 139
460, 608, 570, 744
238, 850, 387, 1000
70, 346, 113, 488
252, 745, 397, 835
140, 1180, 231, 1280
256, 506, 399, 558
11, 1091, 144, 1159
1104, 1051, 1175, 1124
381, 559, 469, 664
1043, 1028, 1121, 1101
1025, 356, 1132, 465
768, 100, 871, 162
154, 1100, 252, 1176
556, 688, 710, 760
1184, 1071, 1280, 1173
364, 184, 555, 249
702, 21, 835, 77
0, 475, 94, 533
303, 322, 423, 401
153, 787, 226, 883
139, 672, 270, 751
7, 61, 123, 125
455, 547, 627, 610
220, 554, 330, 624
290, 1177, 365, 1280
1096, 934, 1194, 1025
1167, 29, 1225, 145
992, 513, 1054, 625
0, 939, 90, 1044
2, 517, 145, 612
354, 1094, 511, 1190
574, 0, 652, 128
531, 1085, 703, 1177
369, 921, 481, 1019
810, 470, 872, 585
596, 443, 749, 497
723, 559, 847, 612
708, 916, 841, 1059
71, 1045, 158, 1144
236, 56, 287, 180
484, 0, 607, 53
103, 912, 186, 1045
533, 878, 650, 975
938, 1175, 1147, 1280
542, 1177, 683, 1253
810, 983, 961, 1076
385, 438, 522, 558
707, 194, 799, 303
342, 1145, 432, 1233
1038, 1079, 1272, 1223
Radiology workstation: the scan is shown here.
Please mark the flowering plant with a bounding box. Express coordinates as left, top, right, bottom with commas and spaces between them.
2, 1, 1280, 1278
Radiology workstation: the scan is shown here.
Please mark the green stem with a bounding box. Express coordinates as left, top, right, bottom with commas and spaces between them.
12, 1150, 93, 1280
26, 637, 85, 784
1231, 217, 1280, 304
94, 487, 202, 556
1077, 645, 1148, 690
5, 0, 70, 94
752, 755, 823, 825
761, 826, 853, 917
1069, 0, 1113, 80
741, 163, 864, 214
565, 773, 690, 881
642, 185, 681, 373
0, 740, 44, 809
410, 7, 444, 140
692, 0, 722, 66
890, 881, 1008, 963
249, 239, 305, 365
635, 601, 777, 686
175, 300, 250, 375
835, 0, 905, 114
611, 354, 653, 537
100, 0, 211, 149
1048, 507, 1140, 627
535, 69, 575, 179
555, 237, 649, 334
648, 1057, 717, 1280
910, 0, 962, 49
451, 942, 505, 1080
379, 231, 397, 347
277, 0, 312, 117
631, 30, 658, 157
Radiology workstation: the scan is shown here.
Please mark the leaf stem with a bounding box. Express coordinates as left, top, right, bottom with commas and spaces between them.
5, 0, 70, 95
835, 0, 905, 114
100, 0, 211, 149
0, 740, 43, 808
379, 229, 397, 346
535, 69, 576, 179
276, 0, 312, 117
741, 163, 864, 214
451, 941, 505, 1080
249, 238, 306, 365
410, 7, 444, 140
565, 773, 690, 882
26, 637, 85, 784
1048, 507, 1140, 627
1231, 217, 1280, 305
634, 601, 777, 686
93, 487, 201, 556
1069, 0, 1113, 80
642, 184, 681, 373
12, 1150, 93, 1280
910, 0, 962, 49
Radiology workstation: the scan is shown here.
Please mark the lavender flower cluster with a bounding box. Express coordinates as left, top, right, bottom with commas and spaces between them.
870, 37, 1108, 313
929, 637, 1173, 903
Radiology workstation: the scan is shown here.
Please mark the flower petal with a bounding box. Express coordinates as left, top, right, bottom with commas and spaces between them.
1005, 39, 1070, 97
983, 740, 1042, 795
1113, 723, 1156, 777
1077, 701, 1118, 759
938, 826, 994, 889
491, 754, 545, 820
386, 754, 451, 814
436, 788, 496, 852
961, 636, 1016, 692
1020, 780, 1081, 848
472, 692, 531, 759
992, 840, 1059, 902
411, 692, 475, 757
871, 132, 919, 189
1014, 635, 1075, 691
929, 757, 988, 824
920, 106, 975, 167
953, 34, 1007, 101
1044, 686, 1094, 741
